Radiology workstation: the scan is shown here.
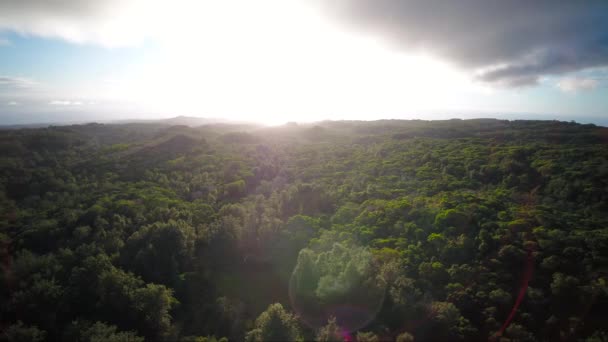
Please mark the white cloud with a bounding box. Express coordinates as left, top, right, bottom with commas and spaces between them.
0, 76, 41, 100
49, 100, 70, 105
0, 76, 37, 89
0, 0, 159, 47
0, 0, 350, 48
0, 0, 238, 48
7, 101, 18, 105
0, 37, 10, 46
49, 100, 82, 106
556, 77, 599, 93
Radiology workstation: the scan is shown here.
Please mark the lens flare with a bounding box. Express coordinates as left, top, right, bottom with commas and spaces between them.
288, 241, 385, 332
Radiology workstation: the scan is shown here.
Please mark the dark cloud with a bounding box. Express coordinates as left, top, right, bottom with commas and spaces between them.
0, 0, 108, 16
316, 0, 608, 86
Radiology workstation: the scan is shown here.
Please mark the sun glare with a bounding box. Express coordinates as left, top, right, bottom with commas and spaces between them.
93, 0, 481, 125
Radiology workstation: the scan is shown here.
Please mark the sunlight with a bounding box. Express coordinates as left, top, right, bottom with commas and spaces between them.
98, 0, 481, 125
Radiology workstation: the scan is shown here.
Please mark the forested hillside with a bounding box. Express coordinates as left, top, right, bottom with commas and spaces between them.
1, 119, 607, 341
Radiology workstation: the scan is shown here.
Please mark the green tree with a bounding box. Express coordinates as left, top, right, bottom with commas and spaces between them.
132, 284, 178, 340
74, 321, 144, 342
123, 220, 196, 285
316, 317, 342, 342
245, 303, 303, 342
2, 321, 46, 342
355, 331, 379, 342
396, 332, 415, 342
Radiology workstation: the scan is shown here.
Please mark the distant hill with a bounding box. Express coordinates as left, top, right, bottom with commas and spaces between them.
108, 116, 227, 126
0, 115, 254, 129
158, 116, 225, 126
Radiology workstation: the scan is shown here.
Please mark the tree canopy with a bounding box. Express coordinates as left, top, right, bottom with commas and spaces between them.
1, 119, 607, 341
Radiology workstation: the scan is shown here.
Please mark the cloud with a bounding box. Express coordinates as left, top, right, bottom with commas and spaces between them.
556, 77, 599, 93
0, 37, 10, 46
3, 0, 608, 90
0, 1, 282, 47
0, 76, 36, 89
0, 0, 158, 47
49, 100, 83, 105
315, 0, 608, 86
0, 76, 44, 106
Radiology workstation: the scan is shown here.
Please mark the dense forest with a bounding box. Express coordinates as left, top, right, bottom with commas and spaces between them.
1, 118, 607, 341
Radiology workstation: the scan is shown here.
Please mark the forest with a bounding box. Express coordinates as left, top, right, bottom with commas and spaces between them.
1, 118, 607, 341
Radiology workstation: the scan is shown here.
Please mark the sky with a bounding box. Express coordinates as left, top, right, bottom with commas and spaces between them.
0, 0, 607, 125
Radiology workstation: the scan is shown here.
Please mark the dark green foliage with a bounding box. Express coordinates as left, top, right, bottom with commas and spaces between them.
64, 321, 144, 342
1, 119, 607, 341
1, 321, 46, 342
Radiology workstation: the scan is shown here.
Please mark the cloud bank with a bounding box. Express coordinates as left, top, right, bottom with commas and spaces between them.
557, 78, 599, 93
1, 0, 607, 91
0, 76, 36, 89
0, 0, 158, 47
49, 100, 83, 106
316, 0, 608, 86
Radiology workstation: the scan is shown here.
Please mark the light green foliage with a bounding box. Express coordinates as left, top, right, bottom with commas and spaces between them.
132, 284, 178, 339
389, 275, 422, 307
76, 322, 144, 342
396, 332, 415, 342
314, 243, 374, 302
355, 331, 379, 342
315, 317, 342, 342
418, 261, 448, 284
429, 301, 476, 340
434, 209, 468, 230
245, 303, 303, 342
224, 179, 246, 199
290, 239, 385, 334
550, 272, 580, 296
291, 242, 382, 306
489, 288, 512, 306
